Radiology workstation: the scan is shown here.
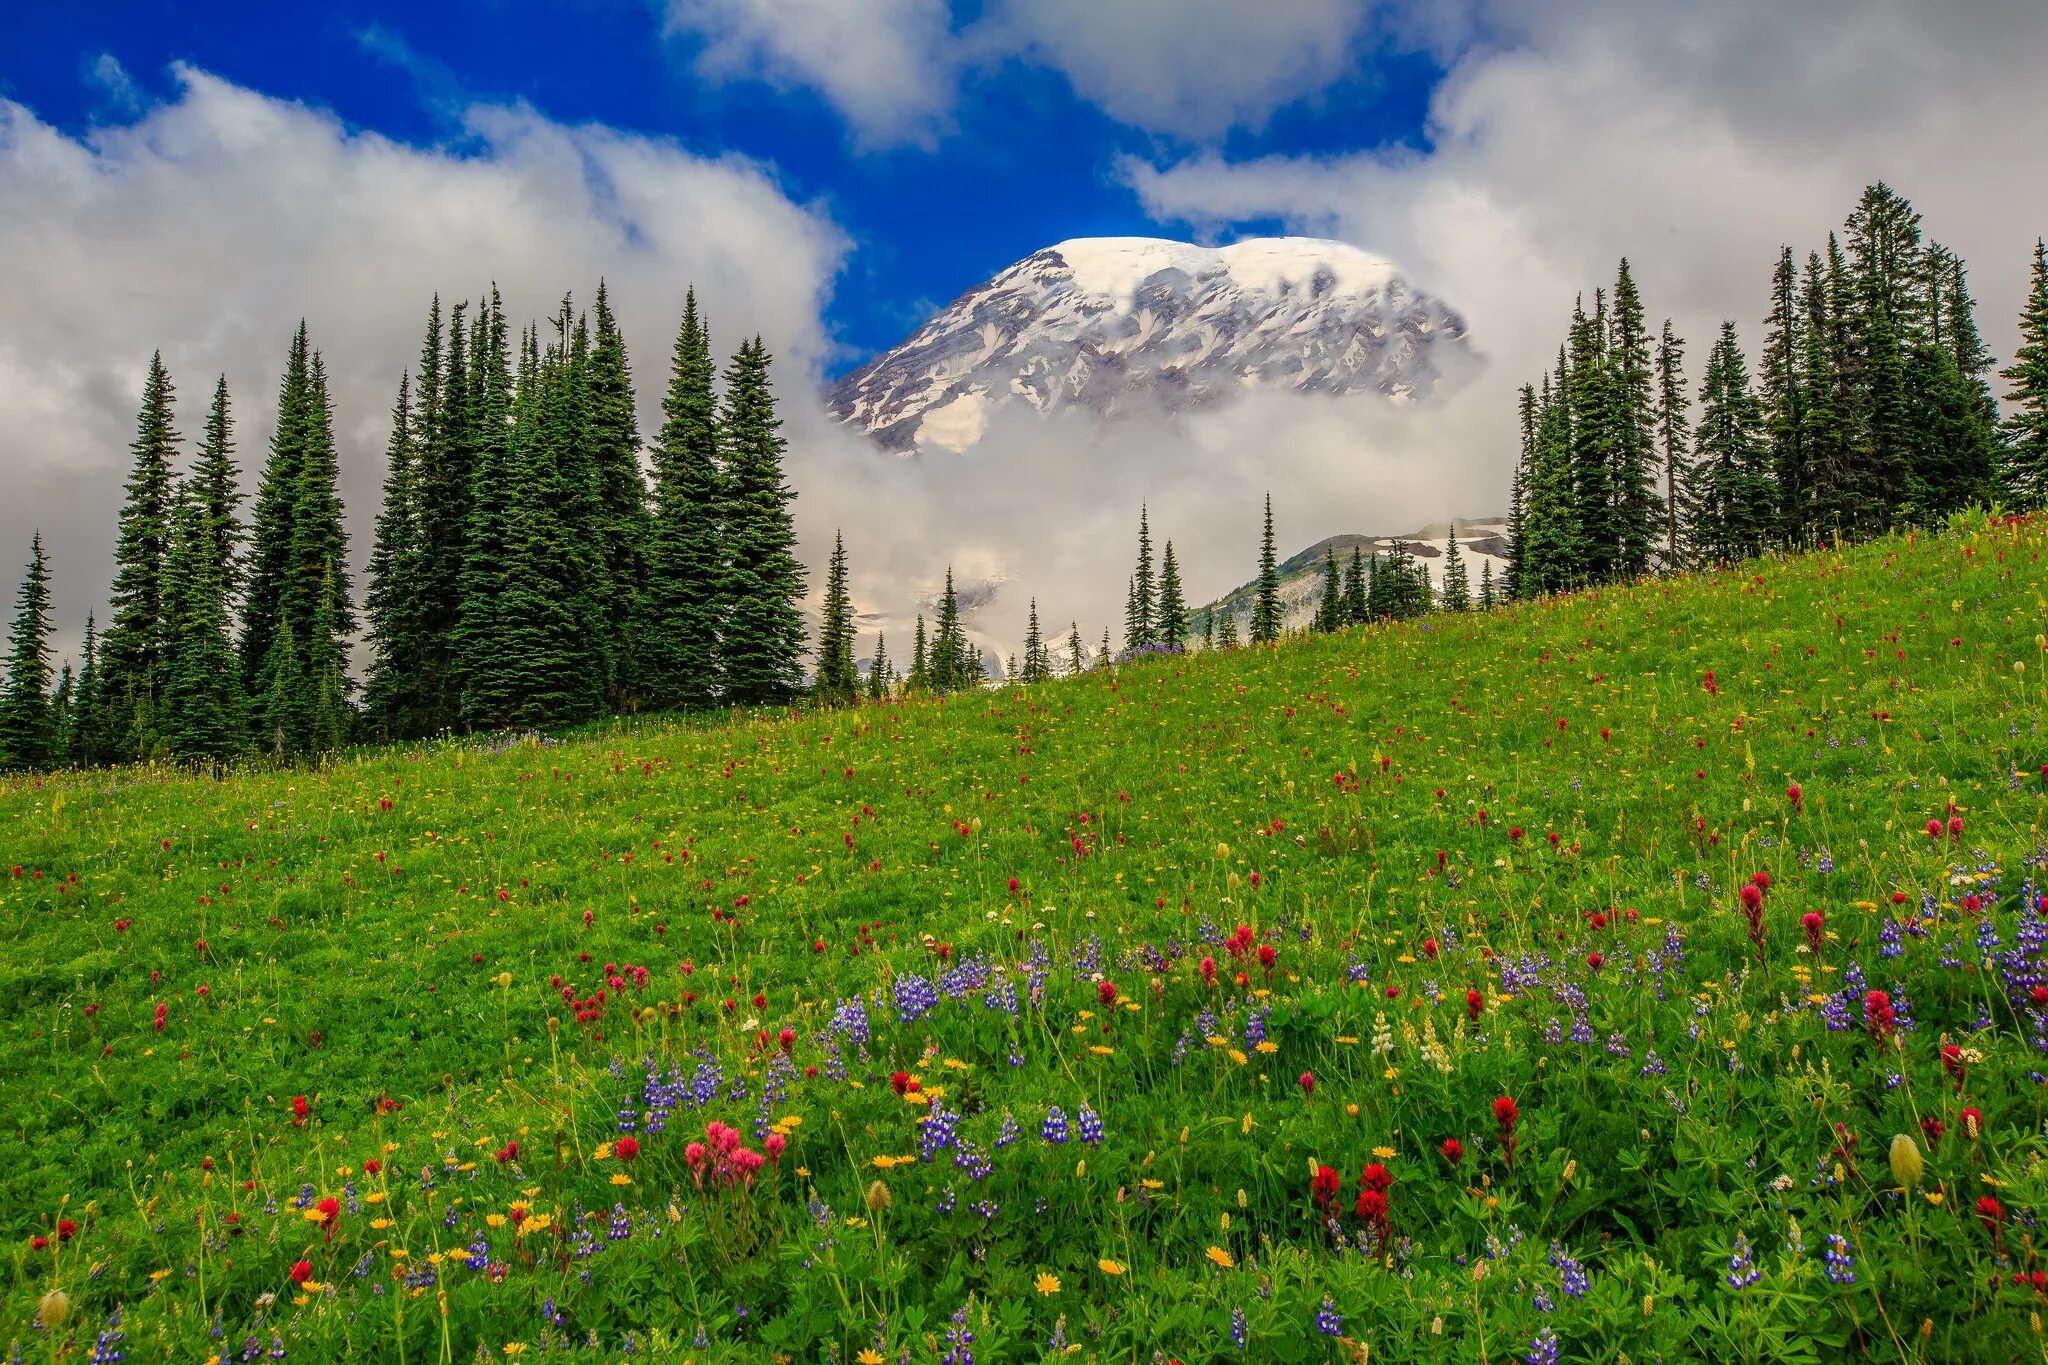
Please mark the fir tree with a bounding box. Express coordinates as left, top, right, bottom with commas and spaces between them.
100, 351, 181, 756
1506, 383, 1536, 596
867, 633, 890, 702
1654, 321, 1690, 568
586, 281, 650, 707
1155, 541, 1187, 646
283, 350, 354, 750
71, 614, 108, 767
1441, 524, 1470, 609
1065, 621, 1086, 676
1685, 323, 1775, 564
1202, 612, 1214, 650
240, 327, 309, 712
1761, 247, 1809, 544
910, 615, 928, 691
1608, 260, 1661, 578
1343, 547, 1367, 623
48, 664, 73, 768
1218, 611, 1239, 649
1842, 185, 1923, 530
1125, 506, 1155, 649
411, 296, 471, 734
453, 297, 523, 732
1251, 493, 1282, 644
0, 531, 54, 770
1564, 294, 1614, 583
1021, 600, 1050, 682
1314, 547, 1342, 632
1802, 246, 1858, 540
930, 569, 966, 694
815, 530, 857, 705
714, 337, 806, 705
639, 289, 726, 710
2003, 239, 2048, 508
1099, 628, 1112, 670
1479, 558, 1495, 609
193, 375, 244, 603
362, 373, 423, 740
158, 488, 246, 764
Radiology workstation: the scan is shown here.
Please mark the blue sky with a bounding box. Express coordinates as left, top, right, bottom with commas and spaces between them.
2, 0, 1440, 370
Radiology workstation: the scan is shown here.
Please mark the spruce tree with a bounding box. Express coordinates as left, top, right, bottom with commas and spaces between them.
1441, 524, 1470, 609
1608, 260, 1661, 578
1099, 627, 1112, 670
1202, 612, 1214, 650
48, 665, 73, 768
1343, 547, 1367, 623
158, 488, 246, 764
1021, 600, 1049, 682
193, 376, 244, 603
362, 373, 423, 740
1065, 621, 1086, 675
930, 569, 965, 693
1654, 321, 1690, 568
1564, 294, 1613, 584
284, 351, 355, 750
0, 531, 55, 770
639, 291, 726, 709
1125, 506, 1155, 649
101, 351, 181, 756
1314, 547, 1341, 632
816, 530, 857, 705
71, 614, 108, 767
910, 615, 929, 691
411, 297, 471, 734
1685, 323, 1775, 564
1842, 185, 1923, 530
1801, 247, 1857, 540
1761, 247, 1808, 544
586, 281, 650, 708
453, 298, 523, 731
1479, 559, 1495, 609
2003, 239, 2048, 508
715, 339, 806, 704
240, 327, 309, 713
1155, 541, 1187, 646
1251, 493, 1282, 644
868, 632, 890, 702
1218, 611, 1239, 649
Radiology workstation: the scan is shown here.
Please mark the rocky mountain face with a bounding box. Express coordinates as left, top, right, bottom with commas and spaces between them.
828, 236, 1475, 453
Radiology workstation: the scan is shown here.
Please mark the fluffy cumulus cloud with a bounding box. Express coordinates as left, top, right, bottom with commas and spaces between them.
660, 0, 1380, 144
0, 64, 847, 664
1126, 0, 2048, 506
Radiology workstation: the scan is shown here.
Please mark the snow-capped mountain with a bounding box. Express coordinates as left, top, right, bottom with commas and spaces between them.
1196, 519, 1511, 635
828, 237, 1475, 453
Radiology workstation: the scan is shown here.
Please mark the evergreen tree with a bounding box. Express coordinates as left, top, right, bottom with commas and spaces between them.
716, 337, 806, 704
1314, 547, 1342, 632
100, 351, 181, 756
284, 351, 355, 749
1125, 505, 1156, 649
2003, 239, 2048, 508
1343, 547, 1368, 623
1021, 600, 1051, 682
1202, 612, 1214, 650
1218, 611, 1239, 649
1684, 323, 1775, 564
1099, 628, 1112, 670
158, 487, 246, 764
1762, 247, 1809, 544
1608, 260, 1661, 578
1065, 621, 1086, 675
1842, 185, 1923, 530
586, 281, 650, 707
193, 375, 244, 603
1521, 365, 1576, 592
910, 614, 928, 691
1155, 541, 1187, 646
1441, 524, 1470, 609
1801, 246, 1858, 540
453, 297, 523, 732
639, 289, 726, 710
48, 664, 73, 768
1479, 558, 1496, 608
362, 373, 423, 740
1654, 321, 1690, 568
815, 530, 857, 705
0, 531, 54, 770
1564, 294, 1614, 584
240, 327, 309, 716
71, 614, 108, 767
1251, 493, 1282, 644
1506, 383, 1535, 596
867, 633, 890, 702
930, 569, 966, 694
410, 297, 471, 734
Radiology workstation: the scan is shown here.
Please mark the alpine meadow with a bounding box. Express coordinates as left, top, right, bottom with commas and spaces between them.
13, 4, 2048, 1360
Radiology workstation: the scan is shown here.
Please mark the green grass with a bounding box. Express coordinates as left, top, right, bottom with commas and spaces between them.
5, 511, 2048, 1362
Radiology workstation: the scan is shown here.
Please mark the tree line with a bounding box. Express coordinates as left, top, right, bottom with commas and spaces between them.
1507, 182, 2048, 594
0, 285, 810, 771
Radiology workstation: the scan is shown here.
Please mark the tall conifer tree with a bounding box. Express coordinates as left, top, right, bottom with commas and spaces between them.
158, 488, 246, 764
2003, 239, 2048, 508
1251, 493, 1282, 644
586, 281, 649, 707
1155, 541, 1187, 647
816, 530, 857, 705
1441, 524, 1470, 609
715, 338, 807, 705
639, 290, 725, 709
101, 352, 180, 756
0, 531, 54, 770
1684, 323, 1775, 564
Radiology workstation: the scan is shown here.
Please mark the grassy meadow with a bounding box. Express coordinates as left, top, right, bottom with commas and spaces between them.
6, 512, 2048, 1361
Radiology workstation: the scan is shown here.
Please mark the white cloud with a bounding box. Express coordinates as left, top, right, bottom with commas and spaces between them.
985, 0, 1375, 141
1127, 0, 2048, 519
662, 0, 961, 146
658, 0, 1382, 145
0, 66, 848, 667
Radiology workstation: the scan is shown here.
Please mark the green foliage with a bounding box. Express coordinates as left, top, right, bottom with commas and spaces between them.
713, 338, 807, 707
816, 531, 858, 706
0, 531, 54, 770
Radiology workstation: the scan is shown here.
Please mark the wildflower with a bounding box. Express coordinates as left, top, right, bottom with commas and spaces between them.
1298, 1072, 1315, 1097
1823, 1233, 1856, 1285
1206, 1246, 1234, 1269
1525, 1327, 1559, 1365
1311, 1164, 1340, 1211
1976, 1195, 2005, 1232
1440, 1137, 1464, 1165
1315, 1296, 1342, 1335
1724, 1231, 1761, 1290
1888, 1134, 1923, 1189
1097, 1259, 1125, 1276
289, 1261, 312, 1285
1961, 1107, 1984, 1141
616, 1137, 640, 1162
1034, 1273, 1059, 1295
865, 1181, 892, 1212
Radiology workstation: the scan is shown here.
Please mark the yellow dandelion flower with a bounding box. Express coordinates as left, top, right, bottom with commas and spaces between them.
1098, 1258, 1126, 1276
1228, 1049, 1249, 1066
1372, 1146, 1397, 1160
591, 1143, 613, 1161
1090, 1045, 1115, 1056
874, 1155, 898, 1170
610, 1173, 633, 1186
1255, 1041, 1279, 1054
1035, 1272, 1061, 1295
858, 1351, 886, 1365
1206, 1246, 1235, 1269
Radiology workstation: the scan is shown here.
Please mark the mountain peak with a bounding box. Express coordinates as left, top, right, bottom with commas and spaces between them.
828, 234, 1473, 454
